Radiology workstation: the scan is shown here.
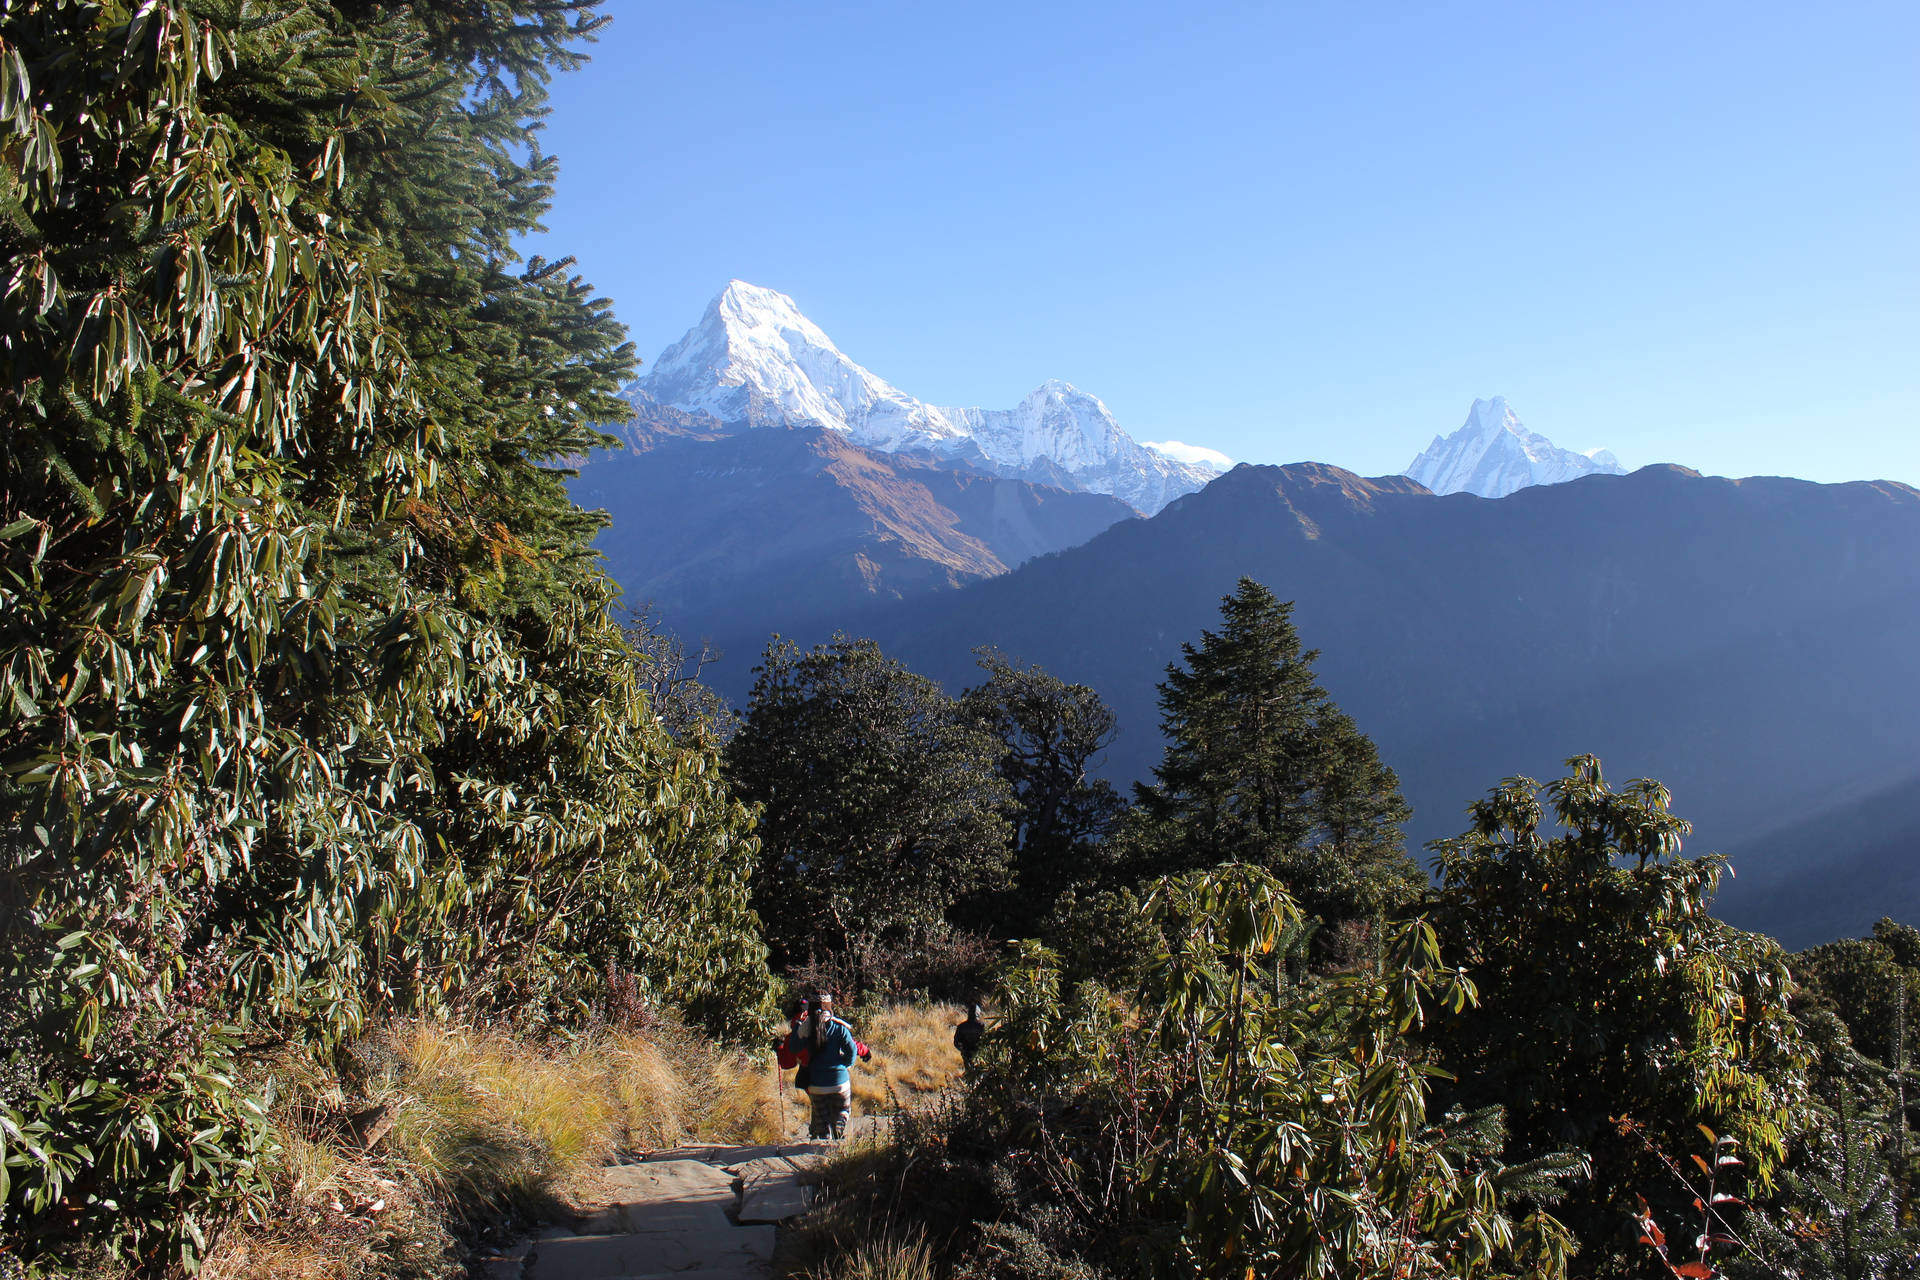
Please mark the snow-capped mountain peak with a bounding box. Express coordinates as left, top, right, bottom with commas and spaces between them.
709, 279, 836, 353
644, 281, 962, 446
1144, 439, 1234, 474
635, 283, 1219, 514
1405, 396, 1626, 498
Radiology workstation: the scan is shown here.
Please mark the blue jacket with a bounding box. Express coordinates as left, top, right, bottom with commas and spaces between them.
795, 1017, 859, 1089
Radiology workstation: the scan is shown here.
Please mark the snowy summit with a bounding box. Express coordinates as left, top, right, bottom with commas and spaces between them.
636, 281, 1221, 514
1404, 397, 1625, 498
1143, 439, 1234, 473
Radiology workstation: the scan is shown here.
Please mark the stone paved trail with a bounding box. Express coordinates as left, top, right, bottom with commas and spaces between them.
477, 1120, 886, 1280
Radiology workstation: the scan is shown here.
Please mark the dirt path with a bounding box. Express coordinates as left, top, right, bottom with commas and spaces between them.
475, 1124, 885, 1280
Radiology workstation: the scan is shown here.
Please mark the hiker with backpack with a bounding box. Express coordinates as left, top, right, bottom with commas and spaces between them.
778, 991, 869, 1140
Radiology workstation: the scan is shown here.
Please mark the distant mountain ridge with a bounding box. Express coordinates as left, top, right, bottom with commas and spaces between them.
1406, 397, 1626, 497
570, 419, 1135, 648
844, 461, 1920, 945
577, 317, 1918, 944
631, 281, 1221, 515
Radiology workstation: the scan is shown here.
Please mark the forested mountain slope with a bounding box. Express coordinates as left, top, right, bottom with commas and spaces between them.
1719, 775, 1920, 947
855, 461, 1920, 939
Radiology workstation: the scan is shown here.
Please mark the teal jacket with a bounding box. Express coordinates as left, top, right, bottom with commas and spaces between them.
795, 1017, 860, 1089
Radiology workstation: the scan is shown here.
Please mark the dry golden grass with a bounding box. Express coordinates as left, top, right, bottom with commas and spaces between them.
200, 1107, 455, 1280
202, 1237, 356, 1280
604, 1029, 694, 1149
701, 1049, 790, 1144
387, 1021, 621, 1209
203, 1018, 793, 1278
804, 1233, 935, 1280
603, 1025, 787, 1147
855, 1002, 967, 1106
206, 1004, 963, 1276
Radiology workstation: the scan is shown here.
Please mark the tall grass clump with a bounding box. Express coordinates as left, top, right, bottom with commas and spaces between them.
700, 1050, 791, 1145
604, 1025, 787, 1148
807, 1234, 937, 1280
196, 1017, 786, 1279
777, 1104, 996, 1280
382, 1024, 621, 1219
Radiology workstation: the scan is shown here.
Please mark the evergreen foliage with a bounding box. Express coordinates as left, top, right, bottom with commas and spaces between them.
728, 634, 1014, 966
1730, 927, 1920, 1280
1731, 1013, 1920, 1280
1038, 883, 1161, 991
0, 3, 769, 1269
1427, 757, 1809, 1274
1795, 927, 1920, 1079
1761, 1095, 1918, 1280
1871, 918, 1920, 972
958, 648, 1126, 938
1129, 577, 1421, 927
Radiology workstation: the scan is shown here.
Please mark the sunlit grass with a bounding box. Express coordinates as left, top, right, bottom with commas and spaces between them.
805, 1233, 935, 1280
854, 1002, 966, 1105
703, 1048, 790, 1144
203, 1017, 794, 1278
605, 1029, 694, 1149
205, 1005, 963, 1276
385, 1022, 618, 1215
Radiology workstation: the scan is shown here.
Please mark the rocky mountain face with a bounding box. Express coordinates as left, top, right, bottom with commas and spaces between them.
569, 417, 1135, 656
632, 281, 1221, 515
1406, 397, 1626, 497
841, 462, 1920, 945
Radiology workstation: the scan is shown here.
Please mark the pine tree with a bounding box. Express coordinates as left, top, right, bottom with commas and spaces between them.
1733, 1028, 1920, 1280
1129, 577, 1419, 927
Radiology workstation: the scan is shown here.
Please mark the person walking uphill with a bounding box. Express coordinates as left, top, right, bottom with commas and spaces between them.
786, 992, 869, 1139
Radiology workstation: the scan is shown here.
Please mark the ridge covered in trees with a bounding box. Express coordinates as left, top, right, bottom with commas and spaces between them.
727, 582, 1907, 1280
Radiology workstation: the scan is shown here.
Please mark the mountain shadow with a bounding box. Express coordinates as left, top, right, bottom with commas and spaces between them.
569, 419, 1136, 662
846, 461, 1920, 934
1715, 774, 1920, 948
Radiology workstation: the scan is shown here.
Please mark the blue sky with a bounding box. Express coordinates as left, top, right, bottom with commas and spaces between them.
531, 1, 1917, 485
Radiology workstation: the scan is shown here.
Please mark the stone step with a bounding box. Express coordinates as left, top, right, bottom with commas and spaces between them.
577, 1159, 739, 1235
525, 1225, 774, 1279
734, 1164, 814, 1224
684, 1141, 831, 1166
